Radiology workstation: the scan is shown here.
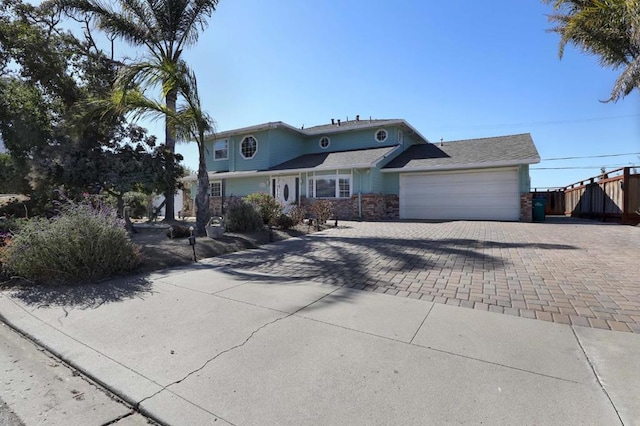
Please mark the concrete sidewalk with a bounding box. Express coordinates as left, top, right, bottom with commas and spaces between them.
1, 265, 638, 425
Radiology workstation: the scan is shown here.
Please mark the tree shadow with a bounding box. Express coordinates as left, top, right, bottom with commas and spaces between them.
6, 275, 154, 309
196, 233, 579, 292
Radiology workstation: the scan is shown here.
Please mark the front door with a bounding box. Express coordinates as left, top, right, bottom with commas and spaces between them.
276, 176, 297, 212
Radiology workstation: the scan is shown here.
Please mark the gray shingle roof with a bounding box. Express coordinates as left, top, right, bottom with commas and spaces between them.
303, 119, 401, 134
269, 146, 398, 172
382, 133, 540, 170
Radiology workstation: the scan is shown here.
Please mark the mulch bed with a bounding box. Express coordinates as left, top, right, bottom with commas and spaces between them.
131, 222, 316, 274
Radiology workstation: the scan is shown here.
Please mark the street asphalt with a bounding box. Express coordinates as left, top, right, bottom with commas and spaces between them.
0, 220, 639, 425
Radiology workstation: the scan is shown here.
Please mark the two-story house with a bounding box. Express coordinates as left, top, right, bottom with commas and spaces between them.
183, 117, 540, 221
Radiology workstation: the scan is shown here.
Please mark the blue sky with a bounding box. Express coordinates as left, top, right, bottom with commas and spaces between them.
106, 0, 640, 189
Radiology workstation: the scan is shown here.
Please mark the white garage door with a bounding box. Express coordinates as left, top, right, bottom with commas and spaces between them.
400, 168, 520, 221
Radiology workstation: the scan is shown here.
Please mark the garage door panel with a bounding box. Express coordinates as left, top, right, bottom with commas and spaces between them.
400, 169, 519, 221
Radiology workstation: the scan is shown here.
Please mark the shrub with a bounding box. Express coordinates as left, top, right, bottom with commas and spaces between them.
275, 214, 295, 230
224, 197, 264, 232
244, 193, 283, 225
288, 205, 307, 225
166, 224, 192, 239
124, 192, 148, 219
0, 199, 140, 285
310, 200, 335, 224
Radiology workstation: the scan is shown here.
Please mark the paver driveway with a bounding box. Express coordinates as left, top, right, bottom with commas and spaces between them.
201, 218, 640, 333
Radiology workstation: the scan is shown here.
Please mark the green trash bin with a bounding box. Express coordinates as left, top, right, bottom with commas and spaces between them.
532, 198, 546, 222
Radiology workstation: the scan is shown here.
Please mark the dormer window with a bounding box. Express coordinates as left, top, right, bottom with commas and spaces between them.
319, 136, 330, 149
375, 129, 388, 142
240, 135, 257, 159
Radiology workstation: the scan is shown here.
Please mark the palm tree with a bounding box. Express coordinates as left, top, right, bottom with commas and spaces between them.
545, 0, 640, 101
62, 0, 219, 220
109, 58, 214, 235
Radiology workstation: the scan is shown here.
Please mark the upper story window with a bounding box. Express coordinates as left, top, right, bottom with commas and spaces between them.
240, 135, 257, 159
209, 181, 222, 197
375, 129, 388, 142
213, 139, 228, 160
319, 136, 330, 149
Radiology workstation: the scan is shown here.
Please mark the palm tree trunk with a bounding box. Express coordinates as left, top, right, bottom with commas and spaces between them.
163, 87, 178, 221
195, 135, 210, 236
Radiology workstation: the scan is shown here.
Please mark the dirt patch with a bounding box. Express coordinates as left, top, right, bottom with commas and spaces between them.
131, 223, 316, 274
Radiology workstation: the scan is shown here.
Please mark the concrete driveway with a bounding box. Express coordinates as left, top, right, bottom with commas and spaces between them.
201, 217, 640, 332
0, 218, 639, 425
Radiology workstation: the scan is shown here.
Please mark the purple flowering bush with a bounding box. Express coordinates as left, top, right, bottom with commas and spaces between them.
1, 198, 140, 285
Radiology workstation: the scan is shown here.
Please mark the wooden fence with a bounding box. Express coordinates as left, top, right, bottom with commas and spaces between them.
531, 189, 565, 215
563, 167, 640, 224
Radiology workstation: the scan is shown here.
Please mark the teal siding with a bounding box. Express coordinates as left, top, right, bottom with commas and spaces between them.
383, 172, 400, 195
518, 164, 531, 193
269, 128, 306, 166
226, 176, 271, 197
305, 126, 402, 154
205, 138, 230, 172
227, 130, 271, 172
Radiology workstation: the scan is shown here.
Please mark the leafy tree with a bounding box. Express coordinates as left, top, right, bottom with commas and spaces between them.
62, 0, 220, 220
103, 58, 213, 235
544, 0, 640, 101
0, 0, 182, 217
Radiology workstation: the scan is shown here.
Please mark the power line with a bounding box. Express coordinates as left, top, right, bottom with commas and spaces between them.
531, 164, 638, 170
541, 152, 640, 161
431, 114, 640, 131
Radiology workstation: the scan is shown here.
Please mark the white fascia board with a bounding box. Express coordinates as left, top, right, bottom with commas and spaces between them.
371, 144, 403, 166
205, 121, 302, 141
400, 121, 430, 144
381, 158, 541, 173
201, 164, 376, 180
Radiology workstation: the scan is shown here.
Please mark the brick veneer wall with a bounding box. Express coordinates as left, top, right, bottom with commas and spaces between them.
301, 194, 399, 220
520, 193, 533, 222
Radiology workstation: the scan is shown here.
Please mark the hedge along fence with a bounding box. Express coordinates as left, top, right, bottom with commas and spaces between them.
563, 167, 640, 224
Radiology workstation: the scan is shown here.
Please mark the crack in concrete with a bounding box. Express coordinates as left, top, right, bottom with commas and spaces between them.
133, 287, 342, 416
99, 410, 135, 426
409, 302, 434, 344
571, 326, 624, 425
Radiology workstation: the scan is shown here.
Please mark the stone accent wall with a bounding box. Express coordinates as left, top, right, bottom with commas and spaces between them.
301, 194, 399, 221
520, 193, 533, 222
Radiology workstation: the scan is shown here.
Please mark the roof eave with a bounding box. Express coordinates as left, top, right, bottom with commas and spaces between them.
381, 158, 541, 173
205, 121, 303, 140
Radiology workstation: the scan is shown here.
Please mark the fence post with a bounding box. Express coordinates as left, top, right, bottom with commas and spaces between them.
622, 167, 630, 224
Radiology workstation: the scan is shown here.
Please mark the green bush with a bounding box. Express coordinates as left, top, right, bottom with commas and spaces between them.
0, 199, 140, 285
275, 214, 295, 230
244, 193, 283, 225
224, 197, 264, 232
124, 192, 148, 219
167, 224, 192, 239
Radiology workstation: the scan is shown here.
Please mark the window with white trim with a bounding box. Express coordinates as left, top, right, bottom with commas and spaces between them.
240, 136, 257, 159
319, 136, 330, 149
397, 130, 404, 144
375, 129, 388, 142
209, 181, 222, 197
308, 174, 351, 198
213, 139, 228, 160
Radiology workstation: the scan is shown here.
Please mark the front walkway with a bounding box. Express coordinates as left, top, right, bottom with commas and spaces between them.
200, 218, 640, 332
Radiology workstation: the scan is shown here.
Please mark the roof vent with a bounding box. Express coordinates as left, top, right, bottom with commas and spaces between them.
337, 119, 341, 126
331, 118, 335, 125
356, 115, 360, 121
440, 137, 444, 147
